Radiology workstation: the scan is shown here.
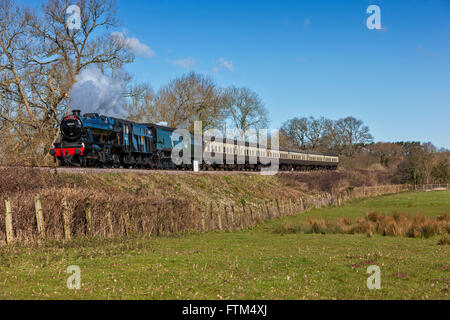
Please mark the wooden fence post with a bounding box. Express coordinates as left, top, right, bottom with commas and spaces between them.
272, 201, 278, 217
201, 210, 206, 232
35, 194, 45, 241
276, 199, 281, 217
224, 205, 229, 230
124, 211, 131, 236
169, 201, 175, 234
241, 204, 247, 228
217, 203, 223, 231
239, 206, 244, 229
247, 204, 252, 227
191, 203, 197, 232
4, 198, 14, 244
230, 205, 235, 230
62, 197, 71, 240
265, 202, 270, 219
157, 206, 163, 235
85, 199, 92, 236
209, 203, 214, 231
107, 210, 114, 237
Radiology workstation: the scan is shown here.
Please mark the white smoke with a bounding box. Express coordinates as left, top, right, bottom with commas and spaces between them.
69, 66, 127, 117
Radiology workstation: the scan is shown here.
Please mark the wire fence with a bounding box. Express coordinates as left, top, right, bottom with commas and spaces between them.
413, 184, 450, 192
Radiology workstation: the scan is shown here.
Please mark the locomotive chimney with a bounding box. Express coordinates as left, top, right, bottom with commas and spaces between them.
72, 110, 81, 117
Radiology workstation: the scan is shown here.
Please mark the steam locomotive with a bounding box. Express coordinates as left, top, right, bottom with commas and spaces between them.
50, 110, 339, 171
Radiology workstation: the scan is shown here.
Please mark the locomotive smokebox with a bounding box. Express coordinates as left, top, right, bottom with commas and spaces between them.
72, 110, 81, 117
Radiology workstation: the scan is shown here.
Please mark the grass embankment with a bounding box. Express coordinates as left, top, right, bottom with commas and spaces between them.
0, 168, 393, 242
0, 190, 448, 300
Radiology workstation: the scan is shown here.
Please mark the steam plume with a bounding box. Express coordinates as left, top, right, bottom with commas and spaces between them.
69, 66, 127, 117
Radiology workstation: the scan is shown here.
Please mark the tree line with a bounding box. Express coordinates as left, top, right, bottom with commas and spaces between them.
280, 116, 373, 157
125, 72, 269, 134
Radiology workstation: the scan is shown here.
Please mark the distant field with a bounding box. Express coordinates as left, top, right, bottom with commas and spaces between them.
283, 189, 450, 221
0, 191, 448, 300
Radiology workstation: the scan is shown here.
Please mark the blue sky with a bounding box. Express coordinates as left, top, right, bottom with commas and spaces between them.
21, 0, 450, 148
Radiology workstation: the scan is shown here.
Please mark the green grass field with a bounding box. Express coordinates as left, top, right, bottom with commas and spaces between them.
0, 191, 448, 300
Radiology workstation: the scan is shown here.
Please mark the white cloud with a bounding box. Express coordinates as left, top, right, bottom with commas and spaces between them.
171, 57, 196, 69
111, 31, 155, 58
218, 58, 234, 72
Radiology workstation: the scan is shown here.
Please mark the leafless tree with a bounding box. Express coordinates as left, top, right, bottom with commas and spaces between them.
224, 86, 269, 139
334, 116, 373, 157
125, 83, 156, 123
281, 117, 309, 149
154, 72, 228, 130
281, 116, 334, 151
26, 0, 133, 125
0, 0, 37, 126
0, 0, 133, 165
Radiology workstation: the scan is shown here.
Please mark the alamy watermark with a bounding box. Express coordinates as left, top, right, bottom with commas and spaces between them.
366, 265, 381, 290
67, 265, 81, 290
366, 5, 382, 30
170, 121, 280, 175
66, 5, 81, 31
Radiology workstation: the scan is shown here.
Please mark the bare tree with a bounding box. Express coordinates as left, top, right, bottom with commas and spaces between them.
125, 83, 156, 123
0, 0, 133, 165
154, 72, 228, 130
0, 0, 37, 125
281, 117, 309, 149
305, 117, 332, 150
335, 117, 373, 157
224, 86, 269, 138
25, 0, 133, 125
281, 116, 334, 151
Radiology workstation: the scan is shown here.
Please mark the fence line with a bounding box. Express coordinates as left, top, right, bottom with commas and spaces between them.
1, 184, 447, 244
413, 184, 450, 192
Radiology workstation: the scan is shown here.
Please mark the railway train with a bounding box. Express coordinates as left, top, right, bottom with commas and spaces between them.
50, 110, 339, 171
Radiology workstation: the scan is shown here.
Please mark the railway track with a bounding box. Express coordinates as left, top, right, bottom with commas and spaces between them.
0, 166, 322, 175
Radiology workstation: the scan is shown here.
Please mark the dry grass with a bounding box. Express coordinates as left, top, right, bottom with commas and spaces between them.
438, 234, 450, 246
276, 212, 450, 239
